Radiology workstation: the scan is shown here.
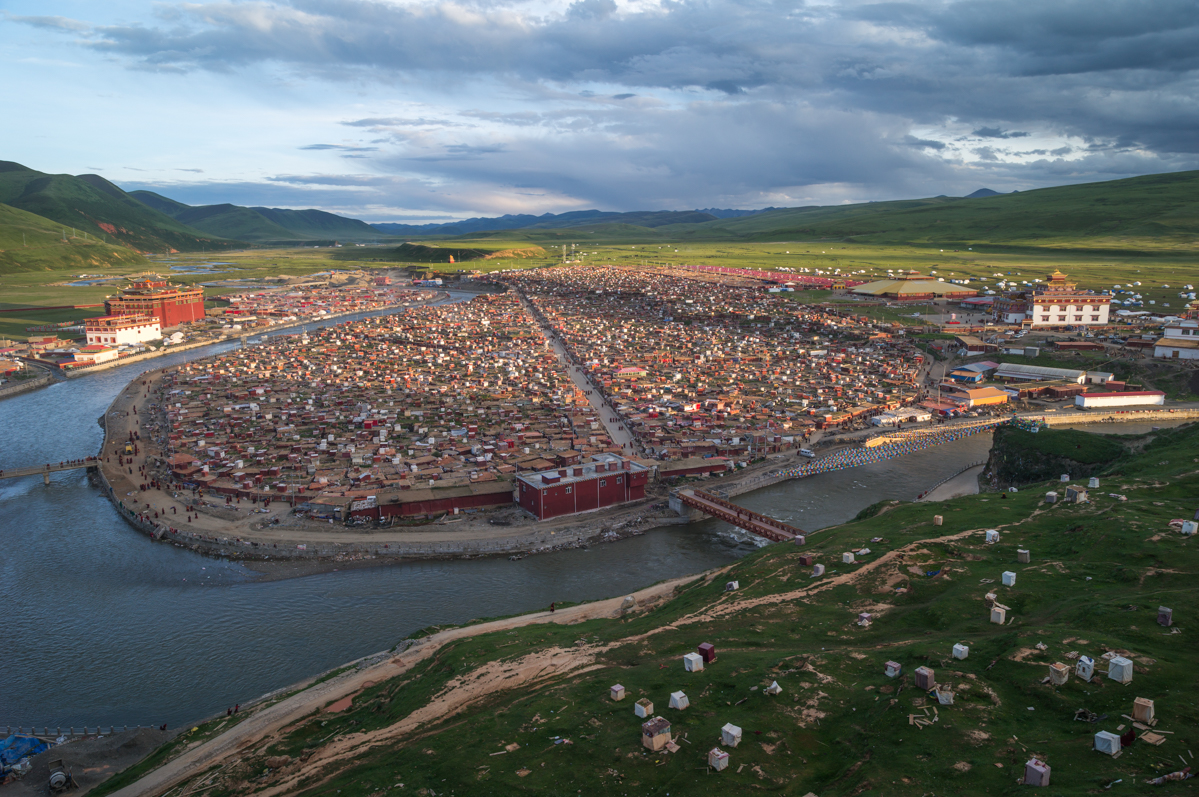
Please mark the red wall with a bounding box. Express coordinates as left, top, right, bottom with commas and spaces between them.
519, 469, 648, 520
372, 490, 512, 518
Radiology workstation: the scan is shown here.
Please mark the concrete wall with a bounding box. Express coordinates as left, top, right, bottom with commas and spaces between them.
0, 373, 53, 400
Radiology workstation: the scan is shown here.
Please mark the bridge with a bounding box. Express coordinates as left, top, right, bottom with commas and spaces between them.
675, 489, 805, 543
0, 462, 96, 485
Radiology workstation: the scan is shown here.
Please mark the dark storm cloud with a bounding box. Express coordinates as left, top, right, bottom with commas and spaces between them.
19, 0, 1199, 210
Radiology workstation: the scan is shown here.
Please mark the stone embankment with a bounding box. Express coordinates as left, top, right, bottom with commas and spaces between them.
0, 373, 53, 400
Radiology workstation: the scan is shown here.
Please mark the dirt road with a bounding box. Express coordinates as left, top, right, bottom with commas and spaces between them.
104, 573, 705, 797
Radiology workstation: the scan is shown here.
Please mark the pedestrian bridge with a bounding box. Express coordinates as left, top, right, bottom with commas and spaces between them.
675, 489, 805, 543
0, 462, 96, 484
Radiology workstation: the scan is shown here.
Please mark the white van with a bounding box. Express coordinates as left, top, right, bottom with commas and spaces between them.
798, 449, 816, 458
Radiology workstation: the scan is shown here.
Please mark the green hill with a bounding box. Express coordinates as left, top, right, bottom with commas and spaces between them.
129, 190, 385, 242
0, 162, 240, 253
662, 170, 1199, 249
338, 241, 547, 262
0, 202, 147, 274
174, 204, 299, 242
414, 170, 1199, 253
100, 421, 1199, 797
250, 206, 382, 240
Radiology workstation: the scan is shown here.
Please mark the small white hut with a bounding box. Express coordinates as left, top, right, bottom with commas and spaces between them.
1094, 730, 1121, 755
1108, 656, 1133, 684
721, 723, 742, 747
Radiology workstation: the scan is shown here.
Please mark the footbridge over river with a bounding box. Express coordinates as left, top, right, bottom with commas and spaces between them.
0, 462, 96, 484
673, 489, 805, 543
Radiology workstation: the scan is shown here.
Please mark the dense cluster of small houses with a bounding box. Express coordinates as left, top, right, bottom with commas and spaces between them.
149, 292, 618, 520
496, 264, 925, 459
139, 264, 952, 524
211, 283, 423, 330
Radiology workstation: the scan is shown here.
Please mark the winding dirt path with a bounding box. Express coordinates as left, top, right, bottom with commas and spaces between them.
106, 574, 703, 797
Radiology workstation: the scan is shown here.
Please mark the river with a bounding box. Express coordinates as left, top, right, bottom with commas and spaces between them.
2, 296, 998, 730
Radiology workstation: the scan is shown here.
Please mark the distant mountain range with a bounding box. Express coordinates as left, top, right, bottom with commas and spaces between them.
129, 191, 382, 243
2, 157, 1198, 275
368, 208, 772, 236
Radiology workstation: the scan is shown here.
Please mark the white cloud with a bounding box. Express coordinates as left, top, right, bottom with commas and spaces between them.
5, 0, 1199, 216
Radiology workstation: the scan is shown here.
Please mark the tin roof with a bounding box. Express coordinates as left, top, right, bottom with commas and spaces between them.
994, 363, 1084, 380
516, 453, 647, 489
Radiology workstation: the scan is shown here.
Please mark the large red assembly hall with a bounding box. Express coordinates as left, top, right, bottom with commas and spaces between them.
516, 453, 649, 520
105, 279, 205, 327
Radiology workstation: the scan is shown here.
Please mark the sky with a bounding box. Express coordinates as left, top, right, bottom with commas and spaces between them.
3, 0, 1198, 222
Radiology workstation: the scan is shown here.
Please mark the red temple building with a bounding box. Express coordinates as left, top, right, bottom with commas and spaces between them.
516, 453, 649, 520
105, 279, 205, 327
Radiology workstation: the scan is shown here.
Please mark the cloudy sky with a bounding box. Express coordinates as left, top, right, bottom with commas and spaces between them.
4, 0, 1198, 221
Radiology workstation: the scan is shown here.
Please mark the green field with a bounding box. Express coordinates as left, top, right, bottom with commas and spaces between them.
115, 422, 1199, 796
3, 236, 1195, 341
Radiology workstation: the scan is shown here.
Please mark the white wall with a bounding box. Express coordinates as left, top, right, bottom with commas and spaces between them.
1076, 393, 1165, 408
87, 320, 162, 346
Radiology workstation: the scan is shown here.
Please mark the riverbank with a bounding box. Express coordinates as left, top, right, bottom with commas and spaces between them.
29, 290, 451, 384
99, 571, 710, 797
93, 369, 1199, 573
97, 420, 1199, 797
0, 373, 54, 401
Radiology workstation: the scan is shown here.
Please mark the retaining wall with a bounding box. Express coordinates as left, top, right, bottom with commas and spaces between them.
0, 374, 53, 400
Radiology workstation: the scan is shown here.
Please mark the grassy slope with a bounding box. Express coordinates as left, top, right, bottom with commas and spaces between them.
0, 203, 147, 276
171, 204, 300, 242
663, 171, 1199, 249
250, 207, 384, 240
410, 170, 1199, 253
148, 423, 1199, 797
0, 163, 240, 253
129, 190, 387, 242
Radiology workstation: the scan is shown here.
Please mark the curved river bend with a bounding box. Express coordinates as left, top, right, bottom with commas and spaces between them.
1, 298, 995, 729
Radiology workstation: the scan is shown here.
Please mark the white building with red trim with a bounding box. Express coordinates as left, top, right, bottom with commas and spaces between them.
993, 271, 1111, 327
85, 314, 162, 347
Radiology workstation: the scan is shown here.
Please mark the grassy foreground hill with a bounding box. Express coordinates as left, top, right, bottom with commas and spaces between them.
0, 162, 239, 253
98, 423, 1199, 796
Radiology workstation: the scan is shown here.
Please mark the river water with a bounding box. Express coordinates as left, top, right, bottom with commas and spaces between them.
2, 298, 997, 730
